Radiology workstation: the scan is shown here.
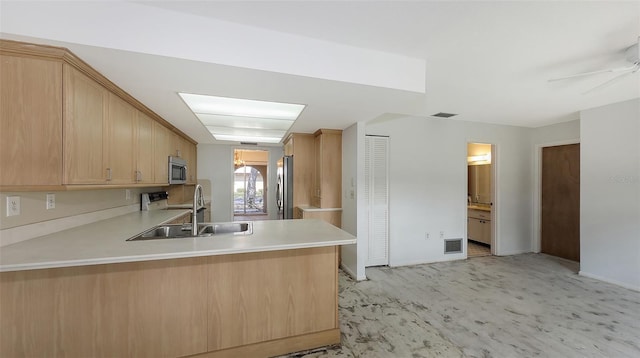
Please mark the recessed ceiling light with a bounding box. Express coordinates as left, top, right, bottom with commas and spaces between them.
213, 134, 283, 144
179, 93, 305, 143
431, 112, 458, 118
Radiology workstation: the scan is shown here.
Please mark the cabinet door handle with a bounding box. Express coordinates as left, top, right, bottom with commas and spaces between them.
136, 170, 142, 182
106, 168, 112, 181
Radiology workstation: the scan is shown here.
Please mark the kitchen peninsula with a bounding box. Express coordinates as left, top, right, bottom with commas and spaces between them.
0, 212, 356, 357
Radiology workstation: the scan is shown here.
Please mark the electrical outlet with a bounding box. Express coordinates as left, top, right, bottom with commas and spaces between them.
440, 231, 445, 239
6, 196, 20, 216
425, 232, 430, 239
46, 193, 55, 210
125, 189, 131, 200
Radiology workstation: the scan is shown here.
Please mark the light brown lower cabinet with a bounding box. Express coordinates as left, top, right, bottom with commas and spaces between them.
0, 246, 340, 358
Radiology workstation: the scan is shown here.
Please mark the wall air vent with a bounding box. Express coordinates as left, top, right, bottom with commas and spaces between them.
444, 239, 463, 254
240, 142, 258, 146
431, 112, 458, 118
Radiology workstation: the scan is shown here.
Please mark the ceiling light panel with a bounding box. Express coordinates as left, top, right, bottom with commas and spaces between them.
214, 134, 283, 143
179, 93, 305, 143
196, 113, 294, 130
205, 126, 286, 138
179, 93, 305, 120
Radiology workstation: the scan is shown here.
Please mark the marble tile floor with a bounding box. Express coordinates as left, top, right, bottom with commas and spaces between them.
281, 253, 640, 358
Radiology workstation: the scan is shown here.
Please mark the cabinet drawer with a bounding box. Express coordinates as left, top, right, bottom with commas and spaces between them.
468, 209, 490, 220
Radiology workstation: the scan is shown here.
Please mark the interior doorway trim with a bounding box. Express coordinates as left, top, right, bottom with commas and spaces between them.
465, 141, 499, 256
532, 139, 580, 253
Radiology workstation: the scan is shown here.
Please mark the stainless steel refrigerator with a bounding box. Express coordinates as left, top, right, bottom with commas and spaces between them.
276, 155, 293, 219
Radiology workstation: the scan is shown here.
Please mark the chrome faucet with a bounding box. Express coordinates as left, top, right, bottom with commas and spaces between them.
192, 184, 205, 236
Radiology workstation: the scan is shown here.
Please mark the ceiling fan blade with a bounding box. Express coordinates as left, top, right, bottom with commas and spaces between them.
549, 64, 638, 82
582, 65, 639, 94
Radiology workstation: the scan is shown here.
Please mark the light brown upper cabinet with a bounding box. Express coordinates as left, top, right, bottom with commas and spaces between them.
170, 132, 184, 158
105, 93, 136, 184
184, 140, 197, 184
135, 111, 155, 184
312, 129, 342, 208
153, 121, 170, 184
65, 67, 136, 185
0, 54, 63, 186
1, 39, 198, 190
64, 65, 109, 184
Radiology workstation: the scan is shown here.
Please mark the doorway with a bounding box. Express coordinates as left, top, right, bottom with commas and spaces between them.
467, 142, 495, 258
233, 149, 269, 221
541, 144, 580, 262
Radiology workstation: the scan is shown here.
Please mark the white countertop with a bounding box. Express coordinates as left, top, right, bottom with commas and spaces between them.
298, 205, 343, 212
0, 211, 356, 272
468, 205, 491, 212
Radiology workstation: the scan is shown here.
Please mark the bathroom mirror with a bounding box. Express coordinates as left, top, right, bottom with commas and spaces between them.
468, 164, 491, 204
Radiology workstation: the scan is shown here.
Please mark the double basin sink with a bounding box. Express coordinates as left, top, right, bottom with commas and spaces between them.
127, 222, 252, 241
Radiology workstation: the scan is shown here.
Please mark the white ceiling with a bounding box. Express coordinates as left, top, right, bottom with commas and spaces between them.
1, 1, 639, 145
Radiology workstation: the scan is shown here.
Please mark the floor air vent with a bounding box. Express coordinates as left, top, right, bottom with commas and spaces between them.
444, 239, 463, 254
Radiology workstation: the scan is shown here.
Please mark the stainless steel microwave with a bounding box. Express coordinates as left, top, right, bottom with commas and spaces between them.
168, 156, 187, 184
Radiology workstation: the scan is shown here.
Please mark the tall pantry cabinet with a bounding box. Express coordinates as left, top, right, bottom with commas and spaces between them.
288, 129, 343, 228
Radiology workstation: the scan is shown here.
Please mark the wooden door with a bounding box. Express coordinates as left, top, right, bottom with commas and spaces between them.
64, 65, 107, 184
541, 144, 580, 261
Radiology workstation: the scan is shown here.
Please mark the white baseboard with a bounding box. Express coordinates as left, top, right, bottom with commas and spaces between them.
0, 204, 139, 247
579, 271, 640, 292
339, 262, 367, 281
495, 249, 531, 256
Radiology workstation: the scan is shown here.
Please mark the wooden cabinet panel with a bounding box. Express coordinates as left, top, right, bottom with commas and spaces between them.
284, 133, 315, 209
135, 111, 154, 183
170, 131, 184, 158
0, 247, 340, 357
468, 209, 491, 245
0, 54, 62, 186
184, 139, 197, 184
284, 137, 293, 156
313, 129, 342, 208
105, 93, 135, 183
0, 258, 208, 358
64, 65, 107, 184
153, 122, 170, 184
1, 40, 199, 190
313, 134, 321, 207
207, 247, 338, 351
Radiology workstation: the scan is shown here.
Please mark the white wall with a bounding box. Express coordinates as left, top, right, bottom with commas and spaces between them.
341, 122, 367, 280
580, 98, 640, 291
365, 116, 533, 267
1, 1, 425, 93
198, 144, 283, 222
531, 119, 581, 252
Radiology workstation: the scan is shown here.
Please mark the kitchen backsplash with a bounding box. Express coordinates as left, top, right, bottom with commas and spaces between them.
0, 188, 153, 230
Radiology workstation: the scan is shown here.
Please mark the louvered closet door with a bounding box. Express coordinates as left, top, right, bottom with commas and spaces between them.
365, 136, 389, 266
